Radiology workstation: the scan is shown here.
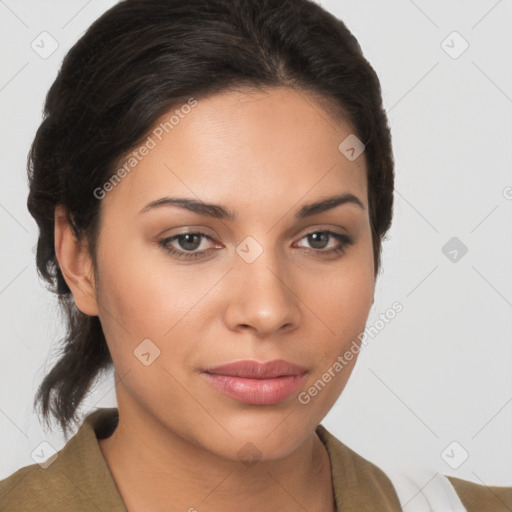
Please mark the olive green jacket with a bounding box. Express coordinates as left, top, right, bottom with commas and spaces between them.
1, 408, 511, 511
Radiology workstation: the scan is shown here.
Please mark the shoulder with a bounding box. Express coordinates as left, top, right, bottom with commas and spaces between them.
317, 424, 512, 512
0, 408, 125, 512
0, 462, 74, 512
448, 475, 512, 511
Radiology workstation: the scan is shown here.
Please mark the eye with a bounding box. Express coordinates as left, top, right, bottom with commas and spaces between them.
294, 230, 354, 256
158, 232, 217, 260
158, 229, 354, 261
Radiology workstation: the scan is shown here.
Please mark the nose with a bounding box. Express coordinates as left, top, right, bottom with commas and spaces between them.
223, 245, 301, 337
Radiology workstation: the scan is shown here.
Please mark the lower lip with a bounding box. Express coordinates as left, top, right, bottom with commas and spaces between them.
202, 372, 308, 405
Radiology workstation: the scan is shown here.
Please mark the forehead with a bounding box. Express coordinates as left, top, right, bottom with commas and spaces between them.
102, 87, 368, 217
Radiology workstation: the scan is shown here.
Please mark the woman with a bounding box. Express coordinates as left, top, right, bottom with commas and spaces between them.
0, 0, 510, 510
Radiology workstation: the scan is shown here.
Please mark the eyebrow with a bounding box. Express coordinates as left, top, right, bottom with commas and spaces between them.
139, 192, 364, 220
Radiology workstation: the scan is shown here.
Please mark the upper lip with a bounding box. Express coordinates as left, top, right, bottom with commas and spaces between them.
203, 359, 308, 379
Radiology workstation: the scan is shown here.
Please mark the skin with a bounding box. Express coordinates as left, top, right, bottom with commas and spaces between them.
54, 86, 375, 512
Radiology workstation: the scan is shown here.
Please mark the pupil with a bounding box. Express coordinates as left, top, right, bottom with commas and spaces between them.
180, 234, 200, 250
309, 232, 328, 249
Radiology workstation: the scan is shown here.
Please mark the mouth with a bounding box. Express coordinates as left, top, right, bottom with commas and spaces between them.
201, 359, 309, 405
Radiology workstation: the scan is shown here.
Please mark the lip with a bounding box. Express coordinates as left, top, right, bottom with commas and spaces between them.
202, 359, 309, 405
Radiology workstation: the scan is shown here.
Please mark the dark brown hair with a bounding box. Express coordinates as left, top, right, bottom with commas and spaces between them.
28, 0, 394, 436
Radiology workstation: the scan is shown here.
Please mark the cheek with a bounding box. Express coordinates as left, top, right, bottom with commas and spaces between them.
323, 238, 374, 321
93, 230, 230, 400
299, 267, 373, 417
93, 240, 203, 407
307, 235, 375, 371
95, 232, 214, 341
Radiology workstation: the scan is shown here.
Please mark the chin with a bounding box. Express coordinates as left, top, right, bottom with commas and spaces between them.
213, 416, 316, 463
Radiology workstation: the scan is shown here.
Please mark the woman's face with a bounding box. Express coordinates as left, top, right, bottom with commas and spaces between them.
90, 86, 374, 461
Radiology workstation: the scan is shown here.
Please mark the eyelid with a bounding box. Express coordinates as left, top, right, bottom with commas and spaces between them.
295, 223, 349, 238
161, 231, 218, 248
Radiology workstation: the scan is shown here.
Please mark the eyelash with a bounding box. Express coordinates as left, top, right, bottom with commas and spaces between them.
158, 230, 354, 261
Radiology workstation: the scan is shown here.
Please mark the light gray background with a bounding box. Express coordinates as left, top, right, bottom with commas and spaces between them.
1, 0, 511, 492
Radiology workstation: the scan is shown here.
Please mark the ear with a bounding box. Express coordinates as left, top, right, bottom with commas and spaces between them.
54, 205, 99, 316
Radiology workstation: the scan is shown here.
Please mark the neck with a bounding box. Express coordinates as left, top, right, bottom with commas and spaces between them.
98, 400, 335, 512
